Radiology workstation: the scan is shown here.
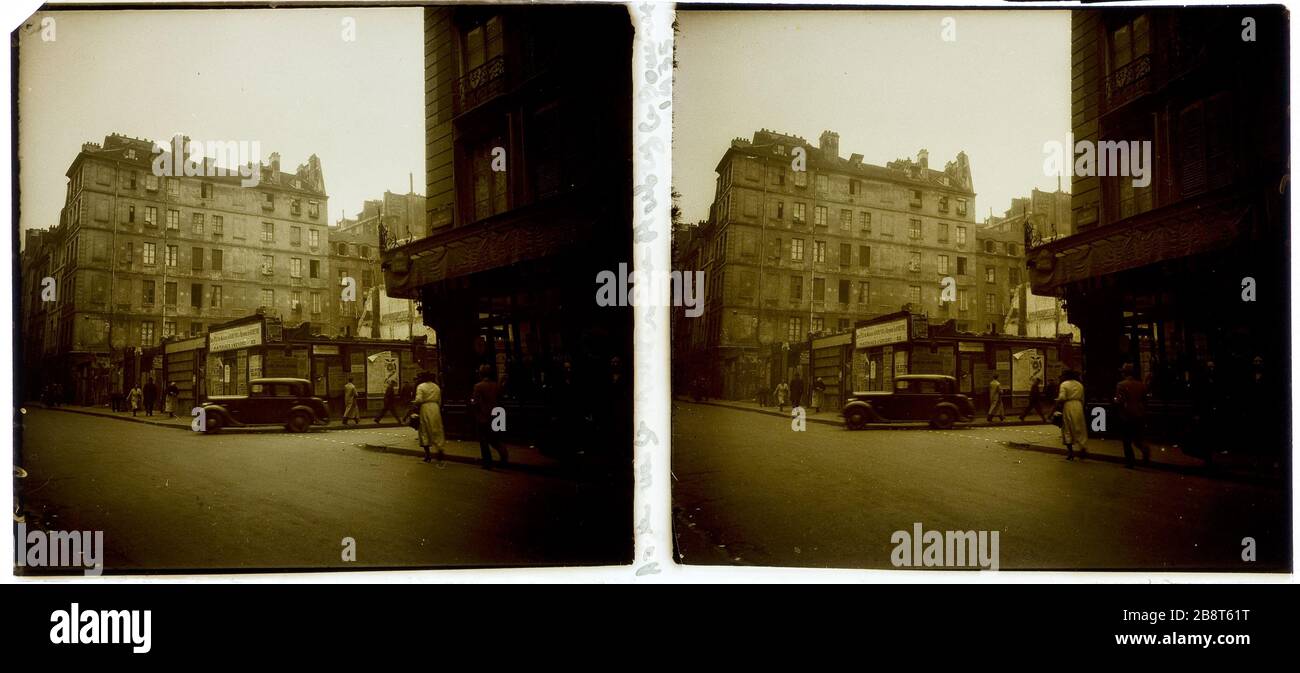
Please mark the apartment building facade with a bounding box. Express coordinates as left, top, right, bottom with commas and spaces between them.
332, 190, 431, 340
679, 128, 1030, 401
381, 5, 632, 438
23, 133, 331, 403
1029, 8, 1287, 437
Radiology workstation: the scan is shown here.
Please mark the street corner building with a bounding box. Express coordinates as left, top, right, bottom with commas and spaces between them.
380, 5, 634, 456
673, 128, 1064, 403
19, 133, 335, 409
1027, 7, 1290, 453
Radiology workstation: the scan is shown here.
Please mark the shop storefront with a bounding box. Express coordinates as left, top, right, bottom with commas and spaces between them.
810, 332, 853, 411
163, 335, 207, 413
839, 311, 1077, 409
196, 313, 426, 417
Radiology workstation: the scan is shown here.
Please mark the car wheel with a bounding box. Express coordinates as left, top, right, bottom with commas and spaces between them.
204, 413, 223, 434
931, 409, 955, 430
845, 410, 867, 430
287, 412, 311, 433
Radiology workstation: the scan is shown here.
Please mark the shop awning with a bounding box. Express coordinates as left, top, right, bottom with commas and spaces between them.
1027, 192, 1251, 294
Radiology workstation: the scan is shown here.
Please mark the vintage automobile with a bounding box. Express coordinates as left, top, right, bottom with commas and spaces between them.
200, 378, 330, 433
841, 374, 976, 430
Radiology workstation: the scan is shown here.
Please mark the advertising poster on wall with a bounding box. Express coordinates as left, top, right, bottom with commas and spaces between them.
367, 351, 400, 395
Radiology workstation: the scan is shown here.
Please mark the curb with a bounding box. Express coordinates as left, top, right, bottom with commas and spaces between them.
1002, 441, 1282, 486
359, 442, 557, 476
690, 400, 1052, 430
34, 406, 405, 434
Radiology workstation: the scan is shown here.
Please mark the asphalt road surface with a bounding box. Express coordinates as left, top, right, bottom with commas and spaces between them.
672, 402, 1290, 572
15, 408, 630, 573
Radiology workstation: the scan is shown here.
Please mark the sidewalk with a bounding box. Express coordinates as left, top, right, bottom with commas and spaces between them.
357, 433, 563, 475
687, 396, 1055, 430
29, 403, 407, 433
1004, 433, 1286, 485
683, 397, 1284, 484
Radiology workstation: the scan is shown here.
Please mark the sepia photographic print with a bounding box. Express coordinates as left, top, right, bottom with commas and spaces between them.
671, 7, 1291, 572
13, 4, 635, 573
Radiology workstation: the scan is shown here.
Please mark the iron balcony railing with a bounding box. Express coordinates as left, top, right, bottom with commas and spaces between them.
1103, 54, 1153, 112
452, 55, 507, 116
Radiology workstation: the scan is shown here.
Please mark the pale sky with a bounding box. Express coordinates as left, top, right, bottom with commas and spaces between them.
17, 8, 423, 234
674, 10, 1072, 224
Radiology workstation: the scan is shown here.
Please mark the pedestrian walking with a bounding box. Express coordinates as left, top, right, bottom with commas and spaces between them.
1056, 369, 1088, 460
128, 384, 143, 417
774, 381, 790, 411
811, 377, 826, 413
413, 372, 446, 464
986, 374, 1006, 422
789, 374, 805, 411
400, 381, 415, 416
110, 369, 124, 412
471, 364, 509, 468
1114, 363, 1150, 468
164, 381, 179, 418
374, 379, 403, 424
1019, 377, 1047, 422
342, 377, 361, 425
143, 377, 158, 417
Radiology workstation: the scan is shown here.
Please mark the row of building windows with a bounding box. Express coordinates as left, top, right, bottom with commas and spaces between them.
77, 165, 321, 219
779, 292, 1001, 342
767, 238, 1020, 282
119, 205, 324, 247
729, 161, 970, 216
136, 281, 325, 313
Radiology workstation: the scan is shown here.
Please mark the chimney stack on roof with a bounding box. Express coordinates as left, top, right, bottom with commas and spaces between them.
819, 130, 840, 160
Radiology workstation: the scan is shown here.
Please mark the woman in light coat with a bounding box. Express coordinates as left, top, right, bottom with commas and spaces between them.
774, 381, 790, 412
127, 385, 143, 417
413, 372, 446, 463
1056, 369, 1088, 460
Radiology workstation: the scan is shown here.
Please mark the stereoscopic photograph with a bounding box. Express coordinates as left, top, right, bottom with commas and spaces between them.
670, 7, 1291, 571
14, 5, 634, 573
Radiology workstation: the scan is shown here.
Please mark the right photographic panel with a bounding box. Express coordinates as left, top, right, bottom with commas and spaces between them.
671, 7, 1290, 571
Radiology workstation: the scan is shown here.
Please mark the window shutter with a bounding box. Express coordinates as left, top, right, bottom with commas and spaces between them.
1179, 102, 1207, 197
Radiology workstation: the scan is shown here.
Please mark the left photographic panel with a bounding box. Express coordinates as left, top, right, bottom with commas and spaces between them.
13, 5, 634, 574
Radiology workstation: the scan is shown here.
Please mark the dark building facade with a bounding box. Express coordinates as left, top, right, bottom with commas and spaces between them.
381, 6, 632, 445
1028, 8, 1288, 443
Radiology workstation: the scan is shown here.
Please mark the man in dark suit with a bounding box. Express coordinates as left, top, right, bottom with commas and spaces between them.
142, 377, 158, 416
